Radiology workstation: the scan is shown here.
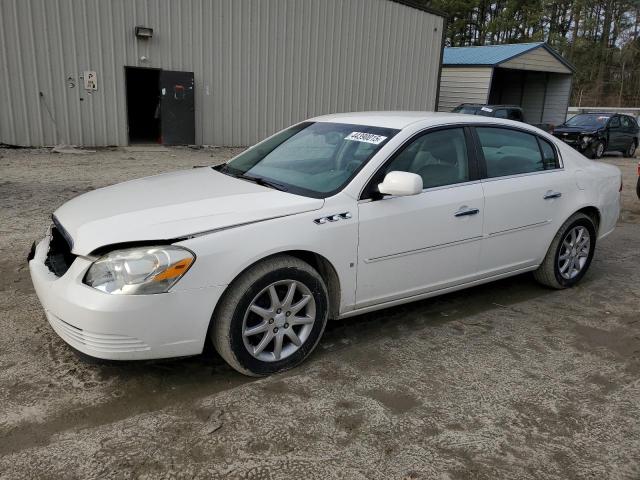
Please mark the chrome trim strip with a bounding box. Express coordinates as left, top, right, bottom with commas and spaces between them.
364, 235, 483, 264
314, 212, 352, 224
488, 220, 551, 237
480, 168, 564, 184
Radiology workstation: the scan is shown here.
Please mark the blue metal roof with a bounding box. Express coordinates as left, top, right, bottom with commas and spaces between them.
443, 42, 545, 66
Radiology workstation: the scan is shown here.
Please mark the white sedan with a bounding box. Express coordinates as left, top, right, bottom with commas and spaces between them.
29, 112, 621, 376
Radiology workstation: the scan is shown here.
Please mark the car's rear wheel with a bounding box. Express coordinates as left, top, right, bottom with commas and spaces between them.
623, 140, 637, 158
211, 255, 328, 376
534, 213, 597, 289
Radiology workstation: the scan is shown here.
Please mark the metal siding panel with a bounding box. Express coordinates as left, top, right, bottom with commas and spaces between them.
0, 0, 17, 143
500, 48, 572, 74
521, 71, 546, 123
1, 0, 442, 147
542, 74, 572, 125
437, 67, 492, 111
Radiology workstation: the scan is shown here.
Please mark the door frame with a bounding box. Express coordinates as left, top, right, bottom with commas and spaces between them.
123, 66, 196, 146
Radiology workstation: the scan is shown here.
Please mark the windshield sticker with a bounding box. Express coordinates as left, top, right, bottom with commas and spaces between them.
481, 106, 493, 112
345, 132, 387, 145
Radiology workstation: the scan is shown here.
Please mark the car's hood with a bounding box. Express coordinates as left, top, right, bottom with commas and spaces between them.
54, 167, 324, 255
553, 126, 600, 135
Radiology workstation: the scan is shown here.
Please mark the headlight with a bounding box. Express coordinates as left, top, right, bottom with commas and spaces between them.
84, 246, 195, 295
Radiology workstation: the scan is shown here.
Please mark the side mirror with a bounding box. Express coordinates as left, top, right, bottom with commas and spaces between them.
378, 171, 423, 197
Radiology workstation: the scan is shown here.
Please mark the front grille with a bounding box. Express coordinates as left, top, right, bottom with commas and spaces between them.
554, 132, 580, 143
45, 225, 76, 277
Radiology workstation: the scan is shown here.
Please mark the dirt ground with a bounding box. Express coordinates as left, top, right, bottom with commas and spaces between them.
0, 146, 639, 479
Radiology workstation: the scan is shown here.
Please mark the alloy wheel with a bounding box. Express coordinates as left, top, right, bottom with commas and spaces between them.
242, 280, 316, 362
558, 226, 591, 280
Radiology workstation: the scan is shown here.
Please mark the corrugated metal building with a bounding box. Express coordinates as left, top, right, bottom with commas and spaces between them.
0, 0, 445, 147
437, 43, 574, 126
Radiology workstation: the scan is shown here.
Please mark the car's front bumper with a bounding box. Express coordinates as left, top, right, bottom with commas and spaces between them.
29, 235, 225, 360
554, 136, 590, 153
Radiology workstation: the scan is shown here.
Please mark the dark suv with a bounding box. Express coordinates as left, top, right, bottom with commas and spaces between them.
553, 113, 639, 159
452, 104, 525, 122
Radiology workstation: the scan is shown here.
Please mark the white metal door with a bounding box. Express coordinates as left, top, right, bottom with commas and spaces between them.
356, 184, 484, 308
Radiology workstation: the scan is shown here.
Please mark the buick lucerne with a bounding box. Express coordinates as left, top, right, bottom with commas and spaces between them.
29, 112, 621, 376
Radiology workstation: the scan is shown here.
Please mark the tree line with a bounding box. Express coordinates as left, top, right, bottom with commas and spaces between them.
421, 0, 640, 107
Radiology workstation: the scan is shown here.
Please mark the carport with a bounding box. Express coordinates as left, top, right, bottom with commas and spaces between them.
438, 42, 575, 126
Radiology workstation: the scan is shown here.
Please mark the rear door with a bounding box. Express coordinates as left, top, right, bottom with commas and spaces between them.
160, 70, 195, 145
474, 126, 575, 276
620, 116, 635, 149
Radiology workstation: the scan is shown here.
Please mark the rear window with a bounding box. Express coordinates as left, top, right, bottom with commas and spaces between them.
477, 127, 558, 178
453, 105, 480, 114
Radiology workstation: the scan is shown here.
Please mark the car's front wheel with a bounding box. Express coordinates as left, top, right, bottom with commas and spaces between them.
533, 213, 597, 289
590, 140, 605, 159
211, 255, 329, 376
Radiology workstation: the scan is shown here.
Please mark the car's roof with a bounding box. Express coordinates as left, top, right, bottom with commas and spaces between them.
458, 104, 521, 109
573, 112, 616, 116
309, 111, 521, 130
310, 111, 478, 129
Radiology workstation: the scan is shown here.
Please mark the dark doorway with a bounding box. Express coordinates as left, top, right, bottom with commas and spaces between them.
125, 66, 196, 145
125, 67, 161, 144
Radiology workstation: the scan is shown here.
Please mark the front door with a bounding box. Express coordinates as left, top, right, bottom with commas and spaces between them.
356, 127, 484, 308
160, 70, 195, 145
606, 116, 625, 151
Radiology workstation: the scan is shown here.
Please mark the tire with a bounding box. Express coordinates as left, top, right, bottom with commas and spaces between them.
590, 141, 605, 159
534, 213, 597, 289
623, 140, 637, 158
211, 255, 329, 376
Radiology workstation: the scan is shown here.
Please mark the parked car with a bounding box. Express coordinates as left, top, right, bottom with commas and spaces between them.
452, 103, 525, 122
637, 160, 640, 199
553, 112, 639, 159
29, 113, 621, 376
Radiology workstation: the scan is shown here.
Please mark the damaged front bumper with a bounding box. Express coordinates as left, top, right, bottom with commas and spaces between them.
28, 234, 225, 361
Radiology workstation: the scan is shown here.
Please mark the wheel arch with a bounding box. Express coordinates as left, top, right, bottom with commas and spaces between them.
539, 205, 601, 264
211, 249, 342, 325
574, 205, 601, 233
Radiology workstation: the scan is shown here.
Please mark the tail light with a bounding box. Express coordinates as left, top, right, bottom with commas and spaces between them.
637, 161, 640, 177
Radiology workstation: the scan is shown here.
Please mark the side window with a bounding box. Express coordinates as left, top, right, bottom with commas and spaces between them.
477, 127, 546, 178
383, 128, 470, 189
609, 116, 620, 128
539, 138, 560, 170
620, 116, 631, 128
494, 109, 508, 119
509, 109, 523, 121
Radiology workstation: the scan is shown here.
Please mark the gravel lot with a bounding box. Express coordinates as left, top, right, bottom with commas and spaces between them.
1, 146, 639, 479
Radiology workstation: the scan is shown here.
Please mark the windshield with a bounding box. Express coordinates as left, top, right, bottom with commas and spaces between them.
218, 122, 399, 198
565, 114, 610, 127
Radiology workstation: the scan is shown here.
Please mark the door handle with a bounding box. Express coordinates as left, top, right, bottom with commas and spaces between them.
544, 191, 562, 200
454, 206, 480, 217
